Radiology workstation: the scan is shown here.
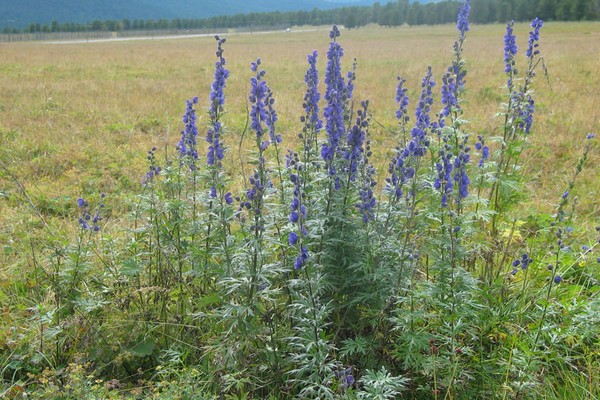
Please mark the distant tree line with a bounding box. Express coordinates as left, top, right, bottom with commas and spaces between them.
3, 0, 598, 34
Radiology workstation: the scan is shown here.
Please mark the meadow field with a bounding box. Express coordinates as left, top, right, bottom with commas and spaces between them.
1, 18, 599, 398
1, 22, 599, 233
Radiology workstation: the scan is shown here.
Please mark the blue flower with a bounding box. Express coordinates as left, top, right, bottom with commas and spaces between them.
475, 135, 489, 168
322, 26, 348, 176
554, 275, 563, 284
342, 101, 369, 181
395, 76, 410, 125
456, 0, 471, 37
77, 194, 104, 232
249, 59, 270, 142
289, 231, 299, 245
293, 246, 309, 270
357, 164, 377, 223
504, 21, 518, 81
526, 18, 543, 59
178, 97, 200, 165
209, 36, 229, 116
303, 51, 323, 133
410, 66, 435, 157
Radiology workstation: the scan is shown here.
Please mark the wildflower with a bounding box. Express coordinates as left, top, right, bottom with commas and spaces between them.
178, 97, 200, 165
586, 132, 596, 140
143, 146, 161, 184
77, 194, 105, 232
265, 87, 280, 144
519, 95, 535, 134
357, 163, 377, 223
206, 37, 229, 167
475, 135, 490, 167
504, 21, 518, 88
209, 36, 229, 114
456, 0, 471, 38
293, 246, 309, 270
395, 76, 410, 126
343, 100, 369, 181
526, 18, 543, 59
249, 58, 269, 143
434, 150, 454, 207
288, 151, 310, 269
440, 69, 461, 117
289, 231, 299, 245
410, 66, 435, 157
321, 26, 347, 176
335, 367, 355, 391
453, 148, 471, 200
224, 192, 233, 205
302, 51, 323, 135
554, 275, 563, 284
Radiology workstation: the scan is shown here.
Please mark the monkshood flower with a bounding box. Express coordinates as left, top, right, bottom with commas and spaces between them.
209, 36, 229, 118
245, 171, 266, 217
456, 0, 471, 38
206, 122, 224, 167
178, 96, 200, 166
434, 149, 454, 207
249, 58, 269, 145
287, 151, 310, 270
303, 51, 322, 132
77, 193, 105, 232
409, 67, 435, 157
142, 146, 161, 185
357, 163, 377, 223
440, 68, 461, 118
322, 26, 346, 175
343, 100, 369, 181
511, 253, 533, 275
346, 60, 357, 103
395, 76, 410, 126
265, 87, 281, 144
474, 135, 490, 167
453, 146, 471, 200
335, 367, 355, 391
518, 94, 535, 134
504, 21, 518, 82
294, 246, 309, 270
206, 38, 229, 167
526, 18, 543, 59
386, 147, 408, 199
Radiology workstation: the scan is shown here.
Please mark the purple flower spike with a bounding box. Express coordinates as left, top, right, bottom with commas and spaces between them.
456, 0, 471, 37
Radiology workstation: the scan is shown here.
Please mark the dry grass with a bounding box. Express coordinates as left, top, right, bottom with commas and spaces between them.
1, 22, 599, 254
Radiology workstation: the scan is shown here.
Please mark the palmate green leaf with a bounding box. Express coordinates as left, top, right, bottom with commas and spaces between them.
120, 257, 142, 276
340, 336, 368, 358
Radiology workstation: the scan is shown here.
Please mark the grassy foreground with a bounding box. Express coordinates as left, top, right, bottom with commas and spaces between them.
1, 20, 599, 399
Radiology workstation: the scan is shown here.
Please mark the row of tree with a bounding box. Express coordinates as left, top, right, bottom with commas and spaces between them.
4, 0, 598, 35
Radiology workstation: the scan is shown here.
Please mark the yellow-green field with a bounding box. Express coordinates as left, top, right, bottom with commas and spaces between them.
1, 22, 599, 259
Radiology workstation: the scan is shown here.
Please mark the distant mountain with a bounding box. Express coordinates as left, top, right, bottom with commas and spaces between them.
0, 0, 388, 29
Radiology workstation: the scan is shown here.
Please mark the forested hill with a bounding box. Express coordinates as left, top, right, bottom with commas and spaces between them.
1, 0, 598, 34
0, 0, 383, 29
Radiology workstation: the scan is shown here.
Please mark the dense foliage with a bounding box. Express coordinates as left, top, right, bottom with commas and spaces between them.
1, 1, 599, 398
4, 0, 599, 36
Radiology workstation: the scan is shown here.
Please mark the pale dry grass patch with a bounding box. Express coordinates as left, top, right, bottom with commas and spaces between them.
0, 22, 598, 251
